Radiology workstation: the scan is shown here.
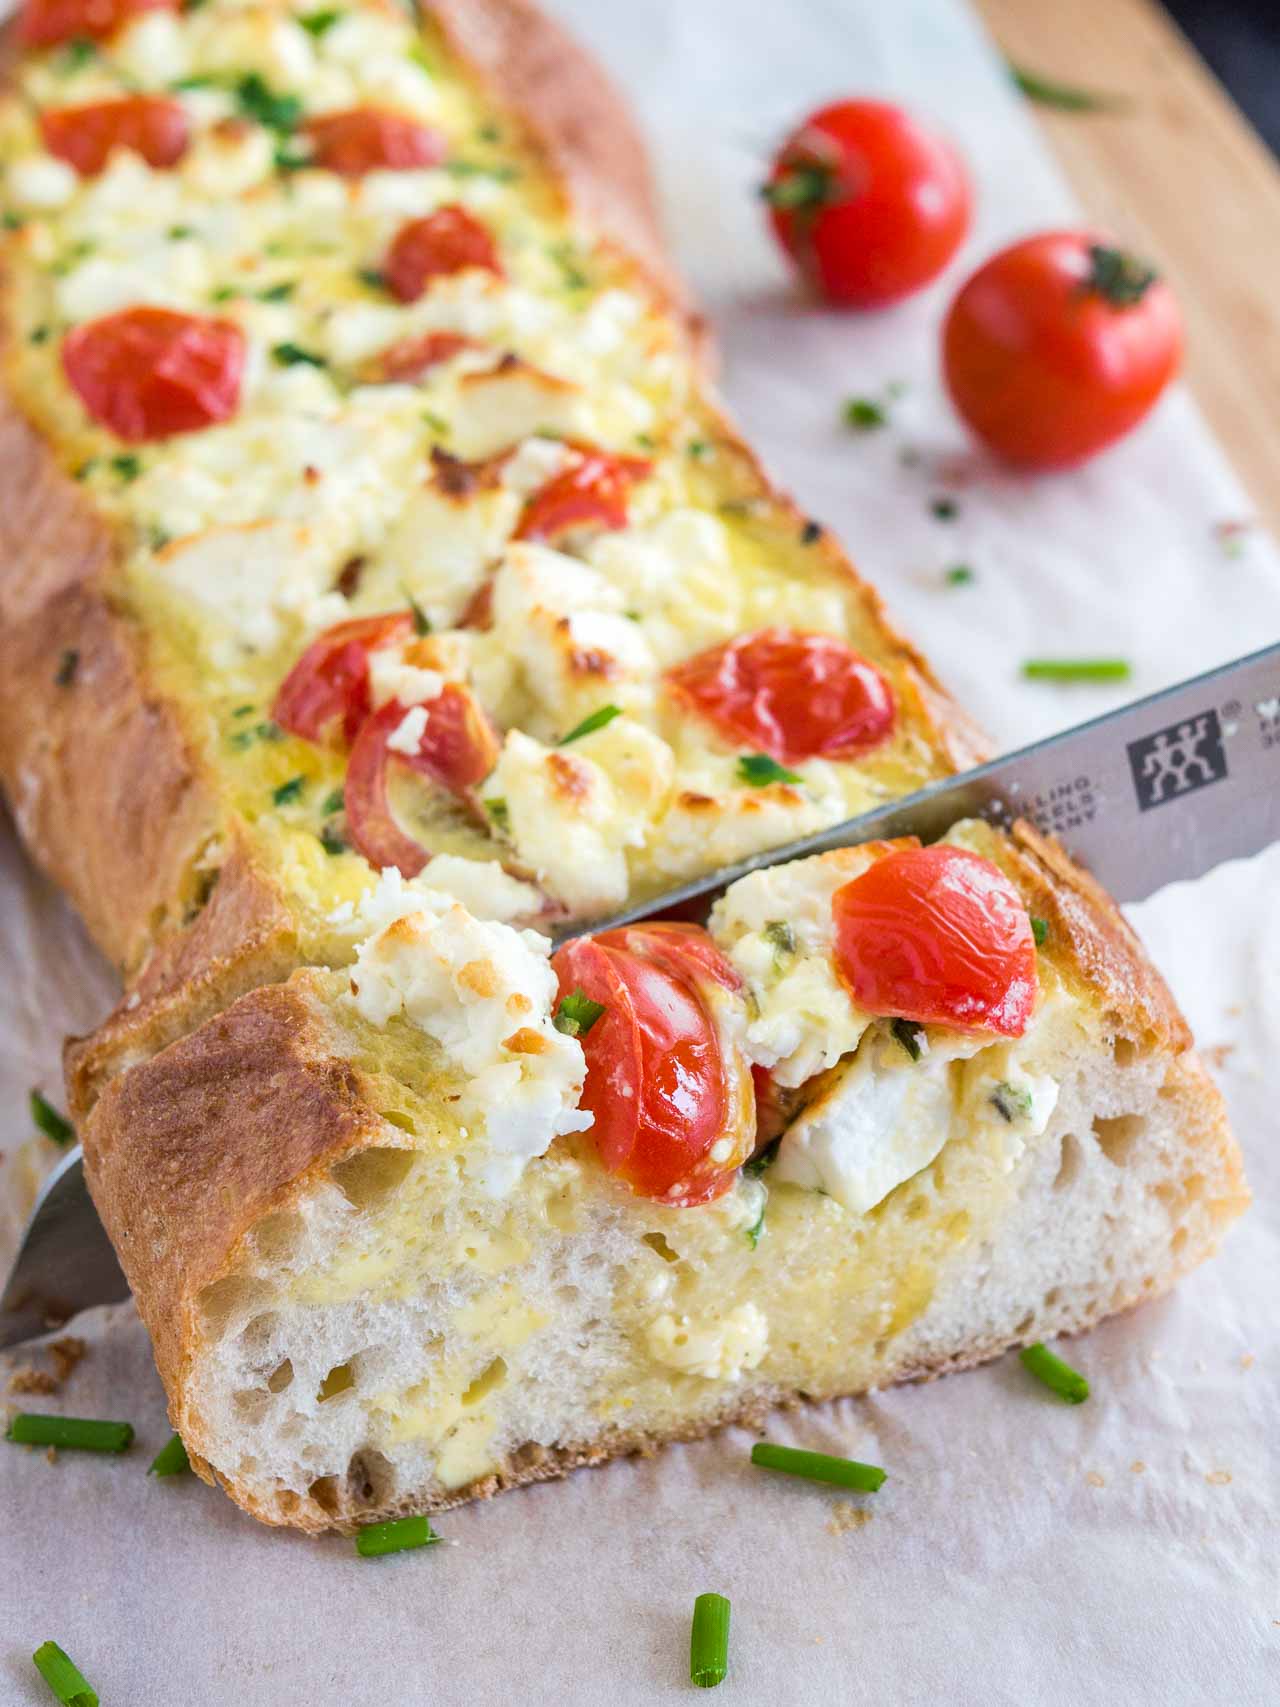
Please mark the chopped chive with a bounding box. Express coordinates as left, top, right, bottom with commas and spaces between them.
30, 1089, 74, 1146
298, 7, 342, 34
234, 72, 302, 136
1009, 63, 1129, 112
272, 775, 306, 806
554, 987, 605, 1038
891, 1017, 923, 1062
690, 1593, 730, 1689
7, 1414, 133, 1453
1019, 1341, 1090, 1403
58, 35, 96, 70
148, 1433, 190, 1476
687, 439, 710, 460
944, 563, 975, 587
357, 266, 386, 292
32, 1641, 97, 1707
750, 1441, 886, 1491
405, 592, 432, 636
210, 283, 241, 303
54, 649, 79, 688
445, 159, 518, 183
744, 1198, 766, 1249
355, 1513, 440, 1557
322, 786, 345, 816
482, 796, 509, 830
763, 919, 795, 958
559, 704, 622, 745
422, 410, 450, 436
110, 452, 141, 483
737, 752, 803, 787
319, 822, 348, 856
3, 211, 26, 230
272, 341, 327, 369
257, 280, 296, 302
232, 703, 255, 717
1031, 915, 1049, 946
1021, 657, 1131, 683
167, 224, 193, 240
744, 1138, 780, 1180
991, 1080, 1033, 1123
930, 495, 960, 521
29, 325, 50, 345
843, 397, 887, 432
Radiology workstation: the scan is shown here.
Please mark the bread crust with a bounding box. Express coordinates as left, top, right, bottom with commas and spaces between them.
1, 0, 985, 1088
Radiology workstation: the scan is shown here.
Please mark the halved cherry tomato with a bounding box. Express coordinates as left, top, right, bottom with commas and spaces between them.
666, 628, 895, 765
41, 96, 190, 177
62, 307, 244, 442
515, 444, 653, 544
376, 330, 483, 384
344, 688, 500, 877
272, 612, 414, 747
303, 109, 446, 177
384, 205, 502, 304
19, 0, 173, 47
552, 923, 754, 1206
943, 231, 1183, 469
832, 843, 1036, 1036
764, 100, 970, 308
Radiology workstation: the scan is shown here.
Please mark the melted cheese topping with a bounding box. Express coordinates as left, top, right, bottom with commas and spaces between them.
1, 0, 953, 937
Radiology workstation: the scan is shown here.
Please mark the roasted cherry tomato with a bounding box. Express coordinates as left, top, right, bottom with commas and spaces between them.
62, 307, 244, 442
832, 843, 1037, 1036
344, 688, 500, 877
764, 100, 970, 308
303, 108, 446, 177
272, 612, 415, 747
551, 923, 754, 1206
19, 0, 173, 47
666, 627, 895, 765
942, 232, 1183, 469
515, 444, 653, 544
384, 205, 502, 304
376, 330, 483, 383
41, 96, 189, 177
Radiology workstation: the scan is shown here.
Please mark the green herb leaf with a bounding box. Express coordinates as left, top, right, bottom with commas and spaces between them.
445, 159, 518, 183
930, 495, 960, 521
148, 1433, 190, 1476
357, 266, 386, 292
690, 1592, 731, 1690
421, 409, 450, 436
298, 7, 342, 34
58, 36, 97, 72
559, 704, 622, 745
271, 341, 326, 369
482, 796, 509, 831
29, 325, 50, 345
234, 72, 303, 135
1019, 1340, 1090, 1403
167, 224, 194, 240
257, 280, 296, 301
1085, 243, 1157, 308
737, 753, 803, 787
30, 1089, 74, 1145
54, 649, 79, 688
554, 987, 606, 1038
744, 1196, 766, 1250
319, 822, 348, 856
405, 592, 432, 636
2, 211, 26, 231
7, 1414, 133, 1453
763, 920, 795, 959
687, 439, 711, 460
1021, 657, 1131, 683
944, 563, 975, 587
844, 397, 887, 432
356, 1513, 441, 1558
750, 1441, 887, 1491
272, 775, 306, 806
891, 1018, 924, 1062
743, 1139, 780, 1180
110, 453, 141, 483
1009, 62, 1129, 113
32, 1641, 97, 1707
991, 1080, 1034, 1123
321, 786, 345, 816
210, 283, 241, 303
1031, 915, 1049, 947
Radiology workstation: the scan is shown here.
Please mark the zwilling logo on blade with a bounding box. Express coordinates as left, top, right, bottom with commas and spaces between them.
1128, 711, 1227, 811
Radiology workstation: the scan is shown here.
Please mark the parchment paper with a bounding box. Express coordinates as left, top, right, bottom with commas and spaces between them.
2, 1, 1277, 1700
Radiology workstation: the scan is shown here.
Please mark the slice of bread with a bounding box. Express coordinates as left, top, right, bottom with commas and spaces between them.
78, 821, 1246, 1531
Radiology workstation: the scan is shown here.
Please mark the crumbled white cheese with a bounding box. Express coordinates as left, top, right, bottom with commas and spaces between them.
413, 855, 542, 924
8, 155, 79, 211
500, 435, 575, 496
646, 1303, 769, 1381
449, 363, 585, 460
386, 704, 429, 756
368, 651, 445, 712
378, 483, 520, 631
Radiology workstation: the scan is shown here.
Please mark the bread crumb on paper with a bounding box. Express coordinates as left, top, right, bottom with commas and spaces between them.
4, 1335, 87, 1397
50, 1337, 87, 1384
45, 1445, 57, 1465
1201, 1043, 1235, 1070
826, 1501, 872, 1536
8, 1367, 58, 1396
1205, 1469, 1232, 1487
1085, 1471, 1106, 1488
1130, 1461, 1146, 1475
1240, 1352, 1255, 1371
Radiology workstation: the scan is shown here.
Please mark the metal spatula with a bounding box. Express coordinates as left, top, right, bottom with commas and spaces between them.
4, 641, 1278, 1349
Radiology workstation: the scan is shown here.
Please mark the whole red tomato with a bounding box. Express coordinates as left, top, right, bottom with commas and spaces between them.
943, 231, 1183, 468
763, 100, 971, 308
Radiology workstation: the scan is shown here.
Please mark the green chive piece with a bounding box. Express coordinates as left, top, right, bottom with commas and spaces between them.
30, 1090, 74, 1146
1019, 1341, 1089, 1403
738, 752, 803, 787
690, 1593, 730, 1689
1021, 658, 1131, 683
554, 988, 605, 1038
272, 775, 306, 806
32, 1641, 97, 1707
257, 280, 296, 301
891, 1018, 923, 1062
357, 266, 386, 292
1031, 916, 1049, 946
234, 73, 302, 135
355, 1513, 440, 1558
944, 563, 975, 587
990, 1080, 1033, 1123
744, 1199, 766, 1250
763, 919, 795, 958
110, 452, 141, 483
148, 1433, 190, 1476
272, 342, 326, 369
321, 786, 345, 816
559, 704, 622, 745
319, 822, 348, 856
1009, 63, 1129, 113
930, 495, 960, 521
844, 397, 887, 432
482, 796, 509, 830
298, 8, 342, 35
750, 1441, 886, 1491
7, 1414, 133, 1453
744, 1139, 779, 1180
406, 592, 432, 636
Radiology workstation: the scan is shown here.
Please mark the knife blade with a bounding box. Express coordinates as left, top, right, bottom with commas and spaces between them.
556, 640, 1280, 942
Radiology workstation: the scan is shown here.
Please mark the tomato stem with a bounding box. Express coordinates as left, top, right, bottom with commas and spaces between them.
760, 161, 836, 212
1084, 243, 1157, 307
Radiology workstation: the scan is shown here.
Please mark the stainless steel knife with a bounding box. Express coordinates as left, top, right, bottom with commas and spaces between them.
4, 640, 1279, 1349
